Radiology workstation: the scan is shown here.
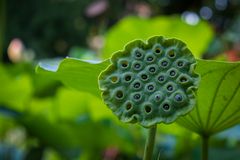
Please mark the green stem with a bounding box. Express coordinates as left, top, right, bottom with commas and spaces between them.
143, 125, 157, 160
202, 135, 209, 160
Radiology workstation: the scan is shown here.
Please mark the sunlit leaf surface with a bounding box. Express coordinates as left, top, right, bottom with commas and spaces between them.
177, 59, 240, 136
36, 57, 110, 98
102, 16, 213, 59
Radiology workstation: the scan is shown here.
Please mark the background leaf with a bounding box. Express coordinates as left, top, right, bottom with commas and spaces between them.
36, 58, 110, 98
0, 64, 33, 111
54, 88, 115, 121
177, 59, 240, 136
102, 16, 213, 59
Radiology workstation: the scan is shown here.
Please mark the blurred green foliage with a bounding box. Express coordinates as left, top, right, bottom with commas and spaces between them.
0, 63, 139, 159
102, 16, 213, 59
1, 0, 240, 159
0, 65, 32, 111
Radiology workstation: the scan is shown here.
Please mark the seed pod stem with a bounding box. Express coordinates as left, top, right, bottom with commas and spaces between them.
143, 125, 157, 160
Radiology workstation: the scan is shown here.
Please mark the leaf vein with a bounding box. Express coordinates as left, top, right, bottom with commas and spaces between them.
209, 80, 240, 130
205, 65, 239, 129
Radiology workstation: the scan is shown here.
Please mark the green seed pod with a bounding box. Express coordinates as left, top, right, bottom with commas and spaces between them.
98, 36, 200, 127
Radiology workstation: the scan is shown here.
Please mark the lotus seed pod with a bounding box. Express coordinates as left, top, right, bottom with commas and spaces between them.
98, 36, 200, 127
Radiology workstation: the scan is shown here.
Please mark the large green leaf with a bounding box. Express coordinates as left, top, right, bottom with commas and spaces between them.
177, 59, 240, 136
36, 57, 240, 136
36, 58, 110, 98
102, 16, 213, 59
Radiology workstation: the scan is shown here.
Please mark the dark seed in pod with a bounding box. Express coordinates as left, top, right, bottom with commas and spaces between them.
134, 82, 141, 89
147, 85, 154, 91
122, 63, 127, 67
168, 50, 175, 57
126, 103, 132, 110
158, 75, 164, 82
161, 61, 168, 67
145, 105, 151, 113
116, 91, 123, 98
125, 75, 131, 81
121, 61, 128, 68
170, 70, 176, 76
175, 94, 183, 101
178, 61, 183, 67
155, 95, 161, 100
135, 51, 142, 58
147, 56, 153, 62
133, 116, 138, 121
167, 85, 173, 91
141, 74, 148, 80
134, 63, 141, 69
103, 91, 109, 97
180, 77, 187, 82
149, 67, 156, 73
111, 76, 118, 83
155, 48, 161, 53
163, 104, 170, 110
134, 94, 141, 100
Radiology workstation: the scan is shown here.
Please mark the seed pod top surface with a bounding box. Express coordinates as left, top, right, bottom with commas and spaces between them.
98, 36, 200, 127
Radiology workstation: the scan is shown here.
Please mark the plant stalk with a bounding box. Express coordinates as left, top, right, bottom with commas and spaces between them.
143, 125, 157, 160
202, 135, 209, 160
